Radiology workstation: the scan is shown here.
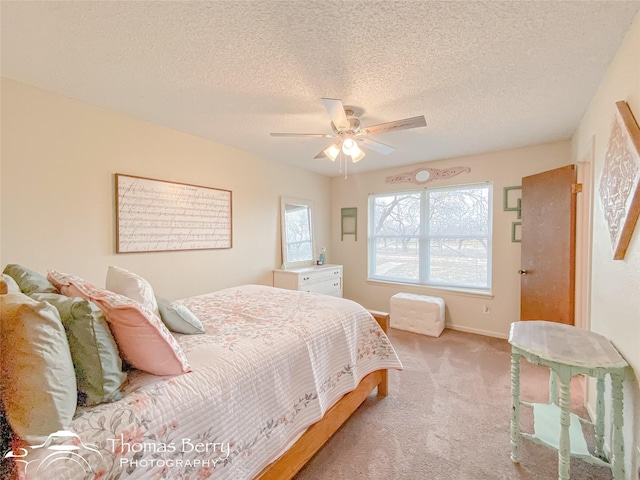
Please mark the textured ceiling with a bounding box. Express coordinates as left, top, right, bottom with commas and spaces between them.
2, 1, 639, 177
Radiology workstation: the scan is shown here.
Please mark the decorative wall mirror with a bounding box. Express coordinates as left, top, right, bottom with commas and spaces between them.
280, 197, 316, 269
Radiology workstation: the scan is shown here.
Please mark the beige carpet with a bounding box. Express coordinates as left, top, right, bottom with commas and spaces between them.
295, 328, 615, 480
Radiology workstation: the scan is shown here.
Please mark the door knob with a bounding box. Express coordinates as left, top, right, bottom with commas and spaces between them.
518, 269, 528, 276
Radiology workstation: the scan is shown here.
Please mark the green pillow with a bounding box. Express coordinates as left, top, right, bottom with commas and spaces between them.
157, 297, 205, 335
3, 264, 57, 295
0, 293, 77, 444
31, 293, 127, 406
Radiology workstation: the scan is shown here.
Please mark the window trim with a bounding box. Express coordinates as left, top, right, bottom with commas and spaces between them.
367, 182, 493, 293
365, 278, 495, 299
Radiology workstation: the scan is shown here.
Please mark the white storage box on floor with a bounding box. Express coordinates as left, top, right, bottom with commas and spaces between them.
390, 293, 445, 337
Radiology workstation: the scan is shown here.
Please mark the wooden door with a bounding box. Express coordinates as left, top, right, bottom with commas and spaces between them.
520, 165, 578, 324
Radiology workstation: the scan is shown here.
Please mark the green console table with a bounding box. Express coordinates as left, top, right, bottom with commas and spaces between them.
509, 321, 628, 480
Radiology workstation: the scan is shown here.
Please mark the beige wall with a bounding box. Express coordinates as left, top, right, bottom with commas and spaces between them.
330, 140, 571, 339
572, 10, 640, 477
0, 79, 331, 299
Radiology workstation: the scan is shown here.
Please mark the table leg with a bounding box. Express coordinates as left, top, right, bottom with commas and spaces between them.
611, 372, 625, 480
557, 369, 571, 480
510, 351, 521, 463
549, 370, 558, 405
595, 374, 605, 459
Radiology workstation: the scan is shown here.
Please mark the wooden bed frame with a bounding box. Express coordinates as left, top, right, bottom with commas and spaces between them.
256, 310, 390, 479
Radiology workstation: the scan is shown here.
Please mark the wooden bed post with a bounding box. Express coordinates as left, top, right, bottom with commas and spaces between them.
367, 310, 390, 398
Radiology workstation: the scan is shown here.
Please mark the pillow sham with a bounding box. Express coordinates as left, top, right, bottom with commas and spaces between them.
0, 293, 77, 444
48, 271, 191, 376
156, 297, 205, 335
106, 265, 160, 316
3, 264, 57, 295
0, 273, 20, 294
30, 293, 127, 406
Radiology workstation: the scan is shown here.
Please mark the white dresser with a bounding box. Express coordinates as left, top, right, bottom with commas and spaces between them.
273, 264, 343, 297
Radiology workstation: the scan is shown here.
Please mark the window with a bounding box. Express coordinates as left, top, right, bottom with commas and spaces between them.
368, 183, 492, 291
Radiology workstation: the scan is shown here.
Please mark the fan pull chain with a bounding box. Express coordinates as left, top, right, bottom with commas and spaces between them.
344, 153, 348, 179
336, 150, 350, 179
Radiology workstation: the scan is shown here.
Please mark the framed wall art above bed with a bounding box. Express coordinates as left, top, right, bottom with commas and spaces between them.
115, 174, 232, 253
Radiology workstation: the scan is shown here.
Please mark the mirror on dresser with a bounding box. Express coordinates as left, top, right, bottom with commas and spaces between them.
280, 197, 316, 269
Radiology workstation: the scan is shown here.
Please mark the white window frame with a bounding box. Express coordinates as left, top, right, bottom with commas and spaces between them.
368, 183, 493, 292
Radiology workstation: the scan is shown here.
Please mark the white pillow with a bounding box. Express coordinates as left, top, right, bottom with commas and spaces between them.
156, 297, 205, 335
105, 266, 159, 316
0, 273, 20, 294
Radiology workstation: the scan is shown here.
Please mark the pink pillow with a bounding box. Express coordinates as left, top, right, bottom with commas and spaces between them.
47, 271, 191, 376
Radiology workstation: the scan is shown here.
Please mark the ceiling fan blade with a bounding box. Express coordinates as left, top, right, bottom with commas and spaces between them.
360, 115, 427, 136
321, 98, 350, 131
270, 132, 337, 138
357, 137, 396, 155
314, 150, 327, 159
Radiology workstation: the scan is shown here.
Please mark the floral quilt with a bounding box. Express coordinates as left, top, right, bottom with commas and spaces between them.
15, 285, 402, 480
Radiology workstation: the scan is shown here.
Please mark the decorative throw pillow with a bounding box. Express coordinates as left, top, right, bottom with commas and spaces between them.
48, 271, 191, 376
0, 293, 77, 444
0, 273, 20, 294
30, 293, 127, 406
105, 265, 160, 317
3, 264, 57, 295
156, 297, 205, 335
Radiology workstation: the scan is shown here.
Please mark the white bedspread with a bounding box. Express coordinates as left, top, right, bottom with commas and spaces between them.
18, 285, 402, 480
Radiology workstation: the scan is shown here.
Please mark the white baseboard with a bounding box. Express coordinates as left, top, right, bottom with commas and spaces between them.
445, 323, 509, 339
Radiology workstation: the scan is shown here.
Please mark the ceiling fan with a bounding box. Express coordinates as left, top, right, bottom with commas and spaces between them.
270, 98, 427, 164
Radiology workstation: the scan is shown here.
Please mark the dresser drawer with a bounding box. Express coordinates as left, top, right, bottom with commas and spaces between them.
298, 266, 342, 286
301, 278, 342, 296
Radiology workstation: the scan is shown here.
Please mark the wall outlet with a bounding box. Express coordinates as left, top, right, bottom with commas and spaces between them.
482, 305, 490, 314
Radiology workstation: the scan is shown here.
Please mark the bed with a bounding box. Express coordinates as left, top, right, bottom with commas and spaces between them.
1, 273, 402, 480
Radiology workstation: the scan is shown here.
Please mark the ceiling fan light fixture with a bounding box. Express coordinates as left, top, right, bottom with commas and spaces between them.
341, 138, 357, 155
351, 148, 365, 163
324, 143, 341, 161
